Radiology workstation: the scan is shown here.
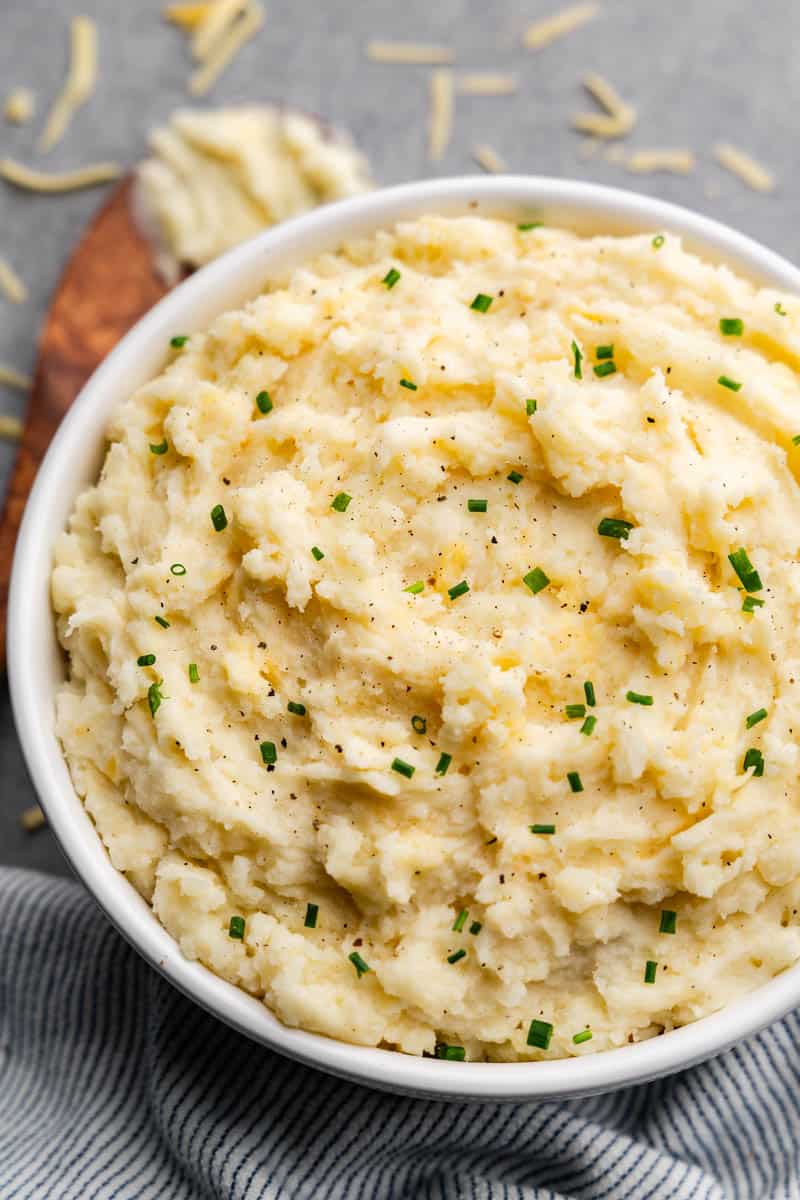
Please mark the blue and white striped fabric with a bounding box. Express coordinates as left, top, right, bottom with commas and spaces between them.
1, 868, 799, 1200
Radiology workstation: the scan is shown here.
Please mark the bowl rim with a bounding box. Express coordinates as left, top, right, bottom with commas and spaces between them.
10, 173, 800, 1102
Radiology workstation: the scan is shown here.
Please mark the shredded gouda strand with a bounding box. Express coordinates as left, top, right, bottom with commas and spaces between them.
472, 143, 507, 173
572, 73, 636, 138
19, 805, 47, 832
0, 158, 120, 192
458, 73, 517, 96
165, 2, 216, 30
0, 414, 23, 440
714, 143, 775, 193
189, 0, 264, 96
192, 0, 248, 61
0, 258, 27, 304
523, 3, 598, 50
4, 87, 35, 124
428, 68, 453, 162
0, 363, 31, 391
625, 149, 695, 175
38, 17, 98, 153
366, 41, 454, 65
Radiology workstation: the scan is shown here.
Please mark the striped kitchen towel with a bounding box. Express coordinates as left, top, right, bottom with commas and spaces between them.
0, 868, 798, 1200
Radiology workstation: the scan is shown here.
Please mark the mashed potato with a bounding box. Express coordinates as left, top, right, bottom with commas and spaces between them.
53, 216, 800, 1061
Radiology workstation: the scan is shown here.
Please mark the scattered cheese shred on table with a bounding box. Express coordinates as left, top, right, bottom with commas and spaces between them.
0, 258, 27, 304
0, 363, 31, 391
428, 68, 453, 162
191, 0, 248, 61
4, 88, 35, 124
19, 805, 46, 833
38, 16, 98, 153
572, 72, 636, 138
458, 73, 517, 96
523, 2, 598, 50
625, 149, 695, 174
472, 143, 507, 173
189, 0, 264, 96
714, 142, 775, 193
0, 158, 121, 192
0, 414, 23, 440
366, 41, 454, 64
164, 2, 215, 29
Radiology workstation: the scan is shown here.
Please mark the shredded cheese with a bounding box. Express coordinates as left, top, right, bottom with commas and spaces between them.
165, 2, 215, 29
523, 3, 598, 50
19, 805, 47, 832
366, 41, 454, 65
191, 0, 248, 61
189, 0, 264, 96
472, 143, 507, 173
625, 149, 695, 174
38, 17, 98, 153
714, 142, 775, 193
0, 258, 27, 304
572, 73, 636, 138
0, 364, 31, 391
0, 158, 121, 193
428, 68, 453, 162
457, 73, 517, 96
0, 414, 23, 440
4, 88, 35, 124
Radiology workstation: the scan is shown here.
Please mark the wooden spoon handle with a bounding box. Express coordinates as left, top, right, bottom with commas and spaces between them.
0, 176, 169, 664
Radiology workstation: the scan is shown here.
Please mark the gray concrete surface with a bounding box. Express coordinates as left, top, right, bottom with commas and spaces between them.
1, 0, 797, 874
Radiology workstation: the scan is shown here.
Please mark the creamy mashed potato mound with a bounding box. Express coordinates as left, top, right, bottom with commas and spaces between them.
53, 216, 800, 1061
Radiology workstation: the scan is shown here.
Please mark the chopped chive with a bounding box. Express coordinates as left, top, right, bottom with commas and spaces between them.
467, 498, 488, 513
793, 435, 800, 446
452, 909, 468, 932
746, 707, 768, 729
411, 714, 427, 735
137, 654, 156, 667
584, 681, 596, 707
596, 344, 614, 360
523, 567, 550, 594
571, 340, 583, 379
593, 360, 617, 378
311, 546, 325, 561
565, 704, 586, 719
170, 563, 186, 576
404, 581, 424, 594
573, 1029, 593, 1045
652, 234, 665, 249
567, 771, 583, 793
527, 1019, 553, 1050
659, 910, 677, 935
154, 615, 170, 628
720, 317, 744, 337
147, 682, 163, 717
435, 1043, 465, 1061
469, 920, 482, 935
448, 579, 470, 601
149, 438, 168, 455
580, 715, 597, 736
399, 378, 418, 391
718, 375, 742, 392
728, 547, 762, 593
260, 741, 277, 766
644, 960, 658, 984
304, 902, 319, 928
256, 390, 273, 415
597, 517, 633, 540
228, 915, 245, 940
526, 398, 537, 415
742, 595, 765, 613
391, 757, 415, 779
331, 492, 352, 512
776, 302, 788, 316
349, 951, 371, 977
382, 267, 401, 289
288, 701, 307, 716
743, 747, 764, 777
188, 663, 199, 683
435, 752, 452, 776
210, 504, 228, 532
626, 691, 653, 706
170, 335, 188, 348
471, 293, 493, 313
447, 948, 467, 964
507, 470, 524, 484
517, 221, 543, 231
530, 823, 556, 835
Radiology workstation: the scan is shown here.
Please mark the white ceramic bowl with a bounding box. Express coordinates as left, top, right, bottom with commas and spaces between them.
10, 176, 800, 1102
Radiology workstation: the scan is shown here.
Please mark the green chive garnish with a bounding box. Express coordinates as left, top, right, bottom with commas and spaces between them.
448, 580, 470, 600
447, 948, 467, 964
435, 752, 452, 776
211, 504, 228, 532
349, 951, 371, 977
288, 701, 307, 717
743, 747, 764, 777
523, 567, 550, 594
149, 439, 168, 455
170, 335, 188, 348
580, 715, 597, 736
746, 707, 767, 729
776, 302, 787, 316
188, 663, 199, 683
391, 757, 415, 778
228, 916, 245, 940
593, 361, 617, 378
453, 909, 468, 932
598, 517, 633, 540
471, 293, 493, 313
526, 398, 537, 415
659, 910, 677, 935
147, 681, 163, 717
565, 704, 586, 719
507, 470, 524, 484
399, 378, 418, 391
793, 436, 800, 446
469, 920, 482, 935
311, 546, 325, 561
571, 340, 583, 379
742, 595, 765, 613
331, 492, 352, 512
260, 741, 277, 765
652, 235, 665, 249
137, 654, 156, 667
626, 691, 653, 706
644, 960, 658, 984
718, 375, 742, 392
530, 823, 556, 835
154, 616, 170, 628
404, 581, 424, 594
517, 221, 543, 231
720, 317, 744, 337
596, 344, 614, 360
382, 267, 401, 289
567, 771, 583, 793
527, 1019, 553, 1050
584, 681, 596, 707
467, 499, 487, 513
170, 563, 186, 576
572, 1029, 593, 1044
304, 902, 318, 928
728, 547, 762, 592
256, 391, 273, 415
411, 715, 427, 735
435, 1043, 465, 1060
